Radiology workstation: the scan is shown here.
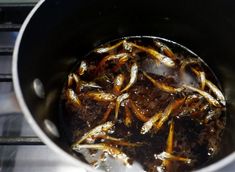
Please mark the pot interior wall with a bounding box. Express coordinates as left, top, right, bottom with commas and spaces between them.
17, 0, 235, 170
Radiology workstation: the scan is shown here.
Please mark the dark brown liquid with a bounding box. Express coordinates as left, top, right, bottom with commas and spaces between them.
60, 37, 226, 172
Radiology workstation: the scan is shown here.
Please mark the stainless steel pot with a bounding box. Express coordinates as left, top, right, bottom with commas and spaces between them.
10, 0, 235, 171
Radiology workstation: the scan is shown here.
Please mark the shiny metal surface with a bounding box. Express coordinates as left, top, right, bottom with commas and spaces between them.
0, 115, 86, 172
0, 30, 85, 172
1, 1, 235, 172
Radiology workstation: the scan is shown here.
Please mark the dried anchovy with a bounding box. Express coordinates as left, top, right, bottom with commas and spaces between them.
121, 62, 138, 92
72, 121, 114, 146
66, 38, 226, 172
72, 143, 131, 166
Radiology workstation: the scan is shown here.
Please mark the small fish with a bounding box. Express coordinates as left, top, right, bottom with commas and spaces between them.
199, 71, 206, 90
86, 91, 116, 102
101, 102, 115, 123
79, 61, 88, 75
113, 74, 125, 94
67, 73, 80, 87
67, 74, 74, 87
124, 42, 175, 67
179, 94, 206, 117
183, 84, 221, 107
166, 121, 174, 153
128, 100, 149, 122
98, 53, 129, 69
66, 88, 81, 107
191, 69, 225, 106
141, 112, 162, 134
191, 68, 206, 90
129, 100, 160, 129
124, 105, 132, 127
115, 93, 129, 120
143, 72, 183, 93
162, 121, 175, 171
95, 40, 124, 53
108, 140, 143, 147
155, 98, 185, 130
118, 54, 130, 64
205, 80, 226, 106
72, 121, 114, 145
99, 135, 142, 147
97, 135, 123, 142
121, 62, 138, 92
72, 143, 131, 166
155, 152, 191, 164
180, 58, 201, 74
80, 81, 102, 89
154, 41, 176, 60
112, 55, 130, 72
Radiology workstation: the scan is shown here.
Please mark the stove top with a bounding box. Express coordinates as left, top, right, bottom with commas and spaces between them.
0, 1, 234, 172
0, 2, 85, 172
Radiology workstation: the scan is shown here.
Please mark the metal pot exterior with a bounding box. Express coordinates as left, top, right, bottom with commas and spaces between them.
13, 0, 235, 171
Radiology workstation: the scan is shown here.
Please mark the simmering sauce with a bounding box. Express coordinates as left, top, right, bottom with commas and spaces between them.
60, 37, 226, 172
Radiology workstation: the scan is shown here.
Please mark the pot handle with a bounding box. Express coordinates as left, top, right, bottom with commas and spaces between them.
0, 92, 21, 114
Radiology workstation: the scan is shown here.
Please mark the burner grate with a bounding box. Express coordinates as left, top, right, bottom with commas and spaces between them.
0, 1, 43, 146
